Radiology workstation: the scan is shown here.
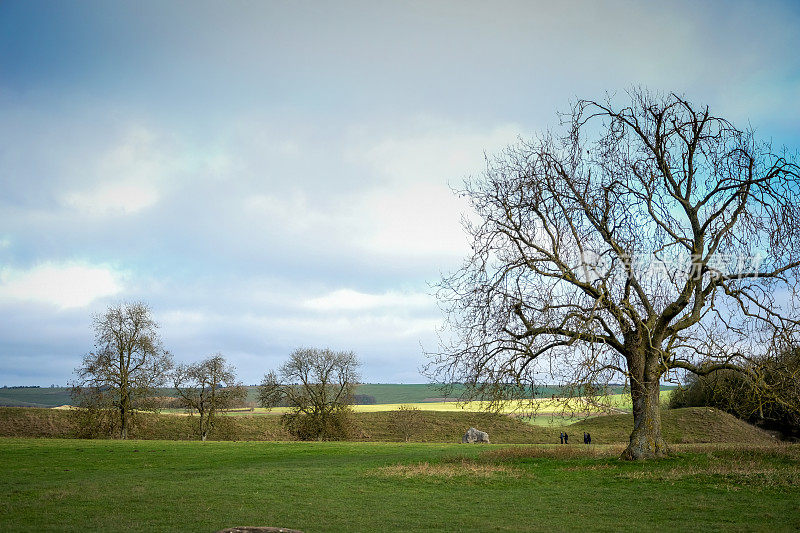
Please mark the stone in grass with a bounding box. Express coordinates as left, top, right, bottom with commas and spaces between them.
217, 528, 303, 533
461, 427, 490, 443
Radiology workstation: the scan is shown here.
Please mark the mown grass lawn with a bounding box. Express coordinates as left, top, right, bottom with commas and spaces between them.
1, 438, 798, 532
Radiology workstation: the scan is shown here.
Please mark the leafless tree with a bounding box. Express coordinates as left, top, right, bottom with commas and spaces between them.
72, 302, 173, 439
172, 353, 246, 441
392, 404, 423, 442
259, 347, 360, 440
427, 89, 800, 459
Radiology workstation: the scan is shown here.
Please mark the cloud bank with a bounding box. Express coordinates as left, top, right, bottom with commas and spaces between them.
1, 0, 798, 385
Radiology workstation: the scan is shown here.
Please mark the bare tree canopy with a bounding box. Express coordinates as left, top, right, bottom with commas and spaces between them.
259, 347, 360, 440
427, 89, 800, 459
72, 302, 173, 439
172, 353, 246, 441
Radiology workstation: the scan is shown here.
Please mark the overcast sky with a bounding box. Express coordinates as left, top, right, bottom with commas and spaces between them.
1, 0, 799, 386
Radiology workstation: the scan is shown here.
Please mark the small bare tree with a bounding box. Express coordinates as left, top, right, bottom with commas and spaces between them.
392, 404, 423, 442
428, 89, 800, 459
72, 302, 173, 439
172, 353, 246, 441
259, 347, 360, 440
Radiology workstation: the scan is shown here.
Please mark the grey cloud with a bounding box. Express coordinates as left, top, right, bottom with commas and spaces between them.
1, 0, 799, 385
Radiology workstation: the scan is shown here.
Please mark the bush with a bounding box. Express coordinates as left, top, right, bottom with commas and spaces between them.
670, 348, 800, 438
391, 405, 422, 442
281, 410, 355, 441
69, 385, 120, 438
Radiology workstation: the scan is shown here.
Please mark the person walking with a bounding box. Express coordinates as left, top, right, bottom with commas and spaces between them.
559, 432, 564, 444
564, 432, 569, 444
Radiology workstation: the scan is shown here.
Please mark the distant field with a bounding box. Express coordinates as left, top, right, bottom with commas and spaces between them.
0, 387, 72, 407
1, 437, 797, 531
0, 385, 479, 408
230, 390, 672, 417
350, 383, 596, 404
1, 384, 674, 409
241, 383, 618, 406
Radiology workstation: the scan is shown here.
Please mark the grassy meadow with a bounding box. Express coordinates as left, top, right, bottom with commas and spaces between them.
1, 437, 798, 532
1, 386, 791, 532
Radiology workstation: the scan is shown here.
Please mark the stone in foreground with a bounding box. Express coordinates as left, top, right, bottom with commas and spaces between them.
461, 427, 490, 443
217, 526, 303, 533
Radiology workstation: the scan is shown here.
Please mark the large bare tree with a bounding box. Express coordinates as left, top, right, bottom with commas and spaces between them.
427, 90, 800, 459
172, 353, 246, 441
72, 302, 173, 439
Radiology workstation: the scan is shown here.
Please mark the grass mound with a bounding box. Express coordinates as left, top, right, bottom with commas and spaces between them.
570, 407, 775, 445
0, 406, 75, 437
0, 406, 777, 445
0, 408, 544, 442
353, 410, 549, 442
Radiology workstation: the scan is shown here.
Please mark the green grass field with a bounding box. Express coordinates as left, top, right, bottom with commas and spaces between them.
0, 384, 506, 408
0, 387, 73, 408
348, 389, 673, 414
1, 437, 798, 532
350, 383, 591, 404
0, 384, 674, 409
0, 406, 790, 531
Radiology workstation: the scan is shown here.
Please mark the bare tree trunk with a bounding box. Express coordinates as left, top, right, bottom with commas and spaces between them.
203, 411, 210, 442
199, 408, 206, 441
120, 404, 128, 440
207, 411, 214, 441
621, 371, 668, 460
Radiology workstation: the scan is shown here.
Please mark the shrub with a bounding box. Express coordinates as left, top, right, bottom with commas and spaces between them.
281, 410, 355, 441
670, 348, 800, 438
391, 404, 422, 442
